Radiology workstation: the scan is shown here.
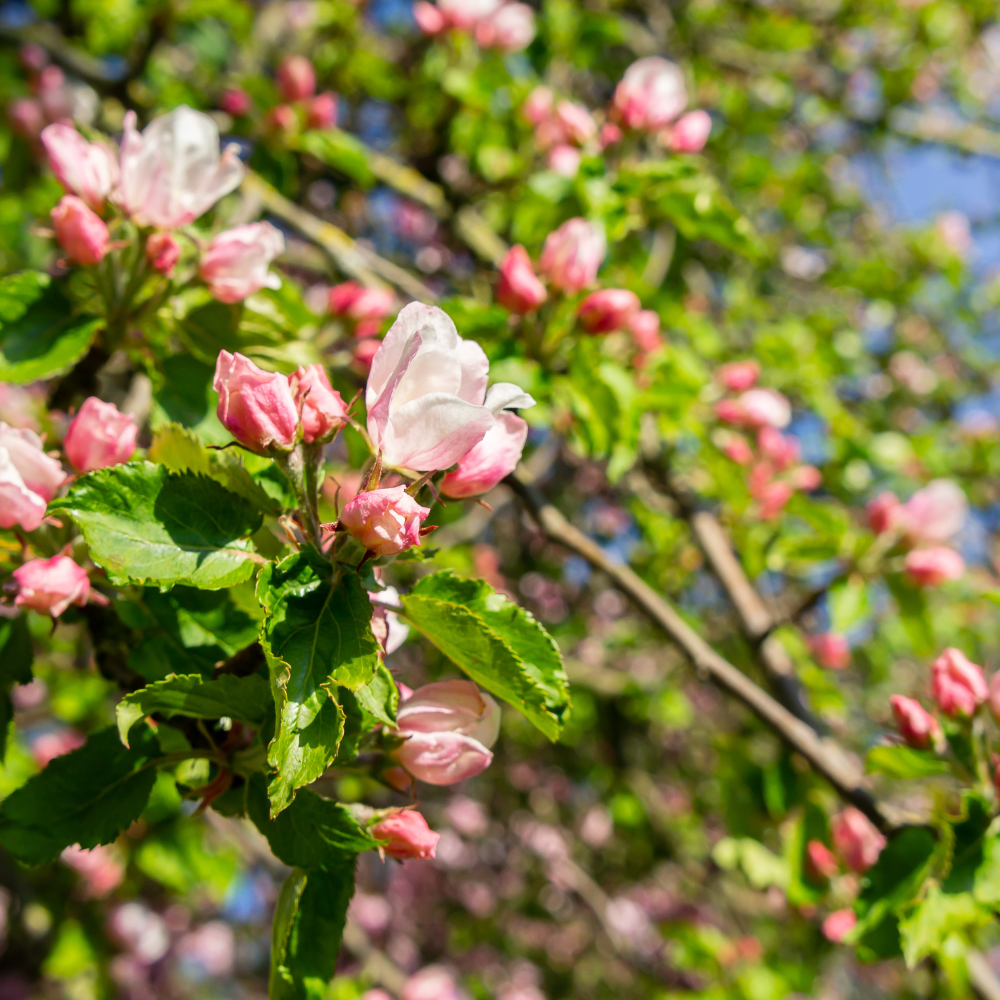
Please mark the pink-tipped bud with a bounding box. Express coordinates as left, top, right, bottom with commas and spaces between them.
547, 143, 581, 177
413, 1, 447, 34
289, 364, 346, 444
220, 87, 252, 117
932, 647, 987, 717
627, 310, 662, 352
667, 109, 712, 152
538, 218, 606, 294
393, 730, 494, 785
890, 694, 942, 750
352, 337, 381, 374
13, 555, 90, 618
441, 411, 527, 499
51, 195, 109, 267
212, 350, 298, 453
522, 86, 554, 126
867, 492, 903, 535
721, 436, 753, 465
716, 360, 760, 392
146, 231, 181, 275
334, 485, 431, 557
371, 811, 439, 860
63, 397, 137, 473
904, 546, 965, 587
200, 222, 285, 303
831, 807, 885, 873
276, 55, 316, 102
809, 633, 851, 670
612, 57, 687, 131
806, 840, 839, 879
497, 245, 547, 314
577, 288, 640, 334
41, 124, 118, 212
822, 909, 857, 943
307, 92, 338, 130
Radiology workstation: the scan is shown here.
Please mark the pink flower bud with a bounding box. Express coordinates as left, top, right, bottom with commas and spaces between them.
414, 0, 447, 33
402, 967, 465, 1000
352, 337, 381, 373
613, 57, 688, 131
41, 124, 118, 212
289, 364, 346, 444
809, 633, 851, 670
904, 546, 965, 587
200, 222, 285, 303
600, 122, 623, 148
822, 909, 857, 943
901, 479, 967, 544
394, 730, 494, 785
806, 840, 839, 879
441, 411, 527, 498
329, 282, 395, 321
627, 310, 661, 352
756, 479, 795, 519
547, 143, 581, 177
554, 101, 597, 144
931, 647, 987, 717
757, 426, 799, 470
522, 86, 553, 126
867, 492, 903, 534
474, 2, 536, 51
716, 388, 791, 429
577, 288, 641, 334
716, 360, 760, 392
721, 436, 753, 465
63, 397, 137, 473
8, 98, 44, 140
276, 55, 316, 102
792, 465, 822, 491
0, 423, 65, 531
51, 195, 109, 267
890, 694, 942, 750
667, 109, 712, 152
213, 350, 299, 453
146, 231, 181, 275
496, 245, 547, 314
370, 811, 439, 860
437, 0, 501, 30
13, 555, 90, 617
268, 104, 298, 132
336, 485, 431, 557
397, 678, 501, 744
538, 218, 606, 294
306, 92, 338, 129
831, 807, 885, 873
220, 87, 252, 117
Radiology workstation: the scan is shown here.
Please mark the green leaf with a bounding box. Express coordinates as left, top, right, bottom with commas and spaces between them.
117, 673, 272, 746
866, 745, 949, 779
973, 835, 1000, 909
149, 423, 280, 515
942, 793, 992, 894
50, 462, 264, 590
0, 615, 32, 757
401, 571, 570, 741
258, 552, 381, 814
247, 775, 378, 867
354, 661, 399, 729
0, 272, 102, 384
271, 865, 356, 1000
294, 129, 376, 187
885, 574, 935, 657
898, 887, 984, 967
0, 726, 160, 864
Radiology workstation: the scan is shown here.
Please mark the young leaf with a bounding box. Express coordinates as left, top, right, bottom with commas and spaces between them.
0, 726, 161, 864
50, 462, 264, 590
0, 271, 102, 384
401, 570, 570, 740
898, 887, 984, 967
866, 745, 949, 779
117, 673, 272, 746
258, 552, 381, 814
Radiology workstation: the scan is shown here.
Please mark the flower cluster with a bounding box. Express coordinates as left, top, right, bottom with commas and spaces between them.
414, 0, 536, 53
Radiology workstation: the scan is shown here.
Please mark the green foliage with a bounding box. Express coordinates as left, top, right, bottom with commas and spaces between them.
865, 745, 949, 779
0, 616, 32, 757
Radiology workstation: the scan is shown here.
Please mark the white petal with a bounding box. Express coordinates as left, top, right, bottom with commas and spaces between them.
382, 393, 493, 470
484, 382, 536, 412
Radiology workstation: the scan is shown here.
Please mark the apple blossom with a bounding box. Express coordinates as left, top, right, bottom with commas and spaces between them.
890, 695, 942, 750
822, 910, 857, 943
413, 1, 447, 33
613, 57, 688, 131
365, 303, 534, 471
146, 231, 181, 275
0, 424, 65, 531
522, 86, 553, 126
51, 195, 109, 266
328, 282, 396, 321
547, 143, 581, 177
219, 87, 252, 117
435, 0, 501, 30
667, 110, 712, 152
538, 218, 606, 294
627, 310, 662, 352
716, 388, 791, 429
213, 351, 299, 453
901, 479, 967, 544
577, 288, 641, 334
716, 360, 760, 392
41, 123, 117, 211
831, 807, 885, 873
867, 492, 903, 535
335, 485, 431, 557
276, 55, 316, 102
307, 92, 338, 129
289, 364, 346, 444
496, 245, 547, 314
13, 555, 90, 617
931, 647, 987, 717
63, 397, 137, 473
904, 546, 965, 587
440, 411, 528, 499
554, 101, 597, 144
809, 633, 850, 670
370, 810, 440, 860
475, 3, 536, 52
199, 222, 285, 303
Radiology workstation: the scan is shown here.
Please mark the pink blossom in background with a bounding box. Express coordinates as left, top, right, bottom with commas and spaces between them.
716, 388, 791, 429
8, 97, 45, 141
63, 397, 137, 473
867, 491, 903, 535
307, 91, 338, 129
436, 0, 501, 30
554, 101, 597, 144
145, 231, 181, 275
822, 909, 857, 943
440, 411, 528, 498
716, 360, 760, 392
521, 86, 553, 126
890, 695, 942, 750
116, 107, 244, 229
666, 109, 712, 152
276, 55, 316, 102
353, 337, 381, 373
904, 546, 965, 587
371, 810, 440, 860
600, 122, 622, 148
0, 423, 66, 531
538, 218, 605, 293
213, 350, 299, 453
334, 485, 431, 557
613, 57, 688, 131
365, 303, 534, 470
720, 435, 754, 465
831, 807, 886, 873
176, 922, 235, 978
753, 478, 795, 520
268, 104, 297, 132
496, 245, 547, 314
33, 728, 86, 766
577, 288, 640, 334
757, 427, 799, 470
328, 281, 395, 321
627, 310, 662, 352
13, 555, 90, 617
806, 840, 839, 879
809, 633, 851, 670
475, 3, 536, 52
791, 465, 822, 491
290, 364, 346, 444
41, 123, 117, 211
219, 87, 252, 117
402, 964, 465, 1000
51, 195, 109, 266
547, 143, 581, 177
200, 222, 285, 303
61, 844, 125, 898
901, 479, 967, 544
936, 210, 971, 256
109, 903, 170, 964
413, 0, 447, 33
931, 647, 987, 717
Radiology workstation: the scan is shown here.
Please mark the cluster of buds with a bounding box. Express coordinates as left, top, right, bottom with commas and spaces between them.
414, 0, 536, 53
7, 45, 93, 147
867, 479, 967, 588
714, 362, 820, 519
521, 87, 598, 178
262, 55, 338, 133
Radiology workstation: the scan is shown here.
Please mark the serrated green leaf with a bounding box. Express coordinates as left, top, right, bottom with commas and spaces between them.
50, 462, 264, 590
117, 673, 272, 746
898, 887, 984, 967
0, 271, 102, 384
866, 745, 949, 779
885, 574, 934, 657
401, 571, 570, 740
354, 661, 399, 729
149, 423, 280, 515
258, 552, 381, 814
0, 726, 160, 864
